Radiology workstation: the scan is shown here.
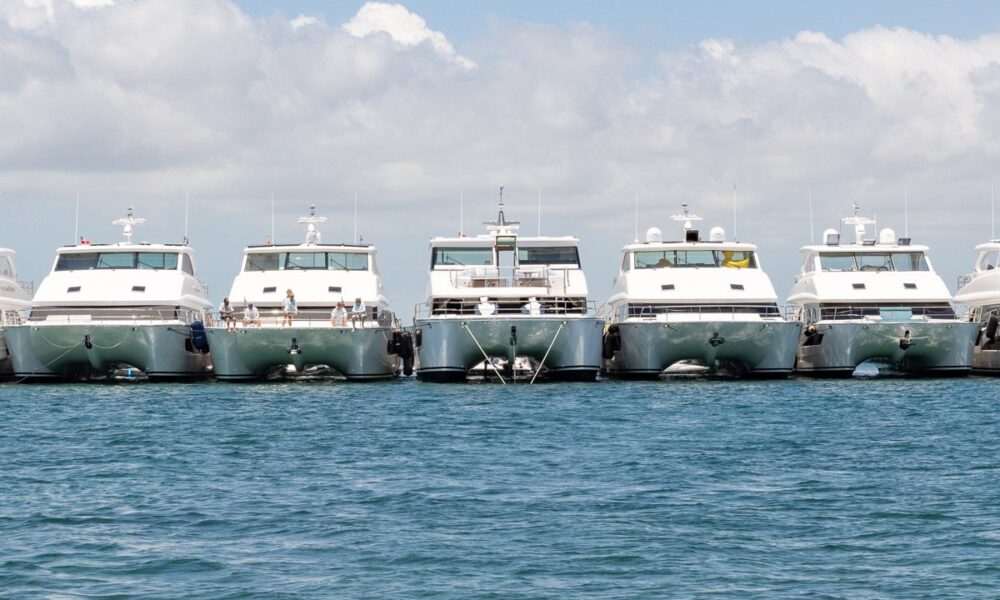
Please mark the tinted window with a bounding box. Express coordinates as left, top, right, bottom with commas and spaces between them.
518, 247, 580, 266
182, 254, 195, 276
856, 253, 892, 271
892, 252, 929, 271
0, 257, 12, 278
433, 248, 493, 267
328, 252, 368, 270
286, 252, 326, 270
136, 253, 178, 270
634, 250, 755, 269
96, 253, 136, 269
820, 254, 857, 272
245, 253, 280, 271
55, 253, 99, 271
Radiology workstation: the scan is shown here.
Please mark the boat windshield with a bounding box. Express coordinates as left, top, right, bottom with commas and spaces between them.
55, 252, 180, 271
432, 248, 493, 267
244, 251, 368, 271
819, 252, 929, 272
517, 247, 580, 266
634, 250, 756, 269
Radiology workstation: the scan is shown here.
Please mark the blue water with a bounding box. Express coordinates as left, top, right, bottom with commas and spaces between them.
1, 378, 998, 599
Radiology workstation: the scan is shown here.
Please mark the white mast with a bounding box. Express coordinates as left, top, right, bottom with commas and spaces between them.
74, 193, 80, 243
270, 192, 275, 244
904, 185, 909, 238
633, 190, 639, 243
353, 192, 358, 244
184, 192, 190, 245
732, 183, 737, 241
460, 189, 464, 236
808, 187, 814, 244
992, 184, 996, 240
537, 188, 541, 236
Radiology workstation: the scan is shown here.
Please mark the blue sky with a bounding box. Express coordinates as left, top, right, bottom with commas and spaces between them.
235, 0, 1000, 47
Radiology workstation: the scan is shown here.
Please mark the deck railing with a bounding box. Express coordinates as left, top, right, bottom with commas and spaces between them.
620, 303, 784, 322
447, 266, 569, 291
415, 298, 597, 320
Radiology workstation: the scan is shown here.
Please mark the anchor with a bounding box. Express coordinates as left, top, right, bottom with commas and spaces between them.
709, 332, 725, 347
899, 330, 914, 351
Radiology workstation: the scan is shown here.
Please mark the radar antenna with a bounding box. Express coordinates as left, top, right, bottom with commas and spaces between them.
841, 201, 876, 244
112, 206, 145, 244
670, 203, 703, 231
297, 204, 328, 245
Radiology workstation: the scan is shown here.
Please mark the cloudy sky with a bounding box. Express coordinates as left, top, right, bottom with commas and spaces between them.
2, 0, 1000, 313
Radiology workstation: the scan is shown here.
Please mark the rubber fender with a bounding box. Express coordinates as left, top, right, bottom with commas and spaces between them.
191, 321, 210, 352
987, 315, 998, 341
398, 332, 414, 360
414, 329, 422, 348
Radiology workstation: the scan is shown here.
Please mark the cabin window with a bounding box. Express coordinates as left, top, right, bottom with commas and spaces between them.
855, 253, 892, 272
286, 252, 327, 270
0, 257, 12, 278
182, 254, 195, 276
820, 252, 930, 272
621, 252, 631, 272
136, 253, 179, 270
633, 250, 757, 269
327, 252, 368, 271
517, 247, 580, 267
432, 248, 493, 267
55, 252, 181, 271
891, 252, 929, 272
245, 253, 280, 271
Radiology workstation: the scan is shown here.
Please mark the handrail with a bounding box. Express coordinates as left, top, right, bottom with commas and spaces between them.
447, 265, 569, 291
788, 303, 958, 322
414, 298, 598, 320
617, 303, 785, 322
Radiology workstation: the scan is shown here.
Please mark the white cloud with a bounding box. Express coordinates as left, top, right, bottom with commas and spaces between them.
0, 0, 999, 310
343, 1, 476, 69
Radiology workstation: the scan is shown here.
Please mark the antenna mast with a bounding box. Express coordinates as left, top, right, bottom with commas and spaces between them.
74, 193, 80, 243
633, 190, 639, 243
993, 184, 996, 240
904, 185, 909, 238
184, 192, 190, 245
112, 206, 145, 244
808, 187, 814, 243
537, 188, 541, 236
270, 192, 275, 244
460, 189, 464, 236
732, 183, 737, 241
354, 192, 358, 244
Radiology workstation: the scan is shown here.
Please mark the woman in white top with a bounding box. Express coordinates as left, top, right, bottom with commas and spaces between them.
282, 289, 297, 327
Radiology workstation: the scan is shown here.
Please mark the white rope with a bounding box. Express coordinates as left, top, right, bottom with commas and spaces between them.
462, 323, 505, 384
11, 340, 85, 384
530, 321, 565, 385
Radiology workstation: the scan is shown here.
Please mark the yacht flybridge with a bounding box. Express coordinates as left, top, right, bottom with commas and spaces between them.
5, 208, 214, 381
412, 191, 604, 382
206, 206, 406, 381
0, 248, 31, 378
603, 205, 800, 377
953, 241, 1000, 373
787, 203, 977, 376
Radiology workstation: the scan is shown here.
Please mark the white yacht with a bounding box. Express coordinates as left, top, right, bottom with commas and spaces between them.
788, 203, 977, 376
603, 205, 800, 378
953, 241, 1000, 373
0, 248, 32, 378
5, 208, 214, 381
206, 206, 404, 381
413, 193, 604, 382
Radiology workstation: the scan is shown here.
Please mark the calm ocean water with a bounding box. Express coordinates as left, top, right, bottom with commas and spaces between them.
1, 377, 998, 599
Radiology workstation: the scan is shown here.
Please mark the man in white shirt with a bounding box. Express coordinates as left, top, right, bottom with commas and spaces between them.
475, 296, 496, 316
243, 303, 261, 327
350, 297, 367, 329
330, 301, 348, 327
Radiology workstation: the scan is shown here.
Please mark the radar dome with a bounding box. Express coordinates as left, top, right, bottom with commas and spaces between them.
879, 228, 896, 245
645, 227, 663, 243
709, 227, 726, 242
